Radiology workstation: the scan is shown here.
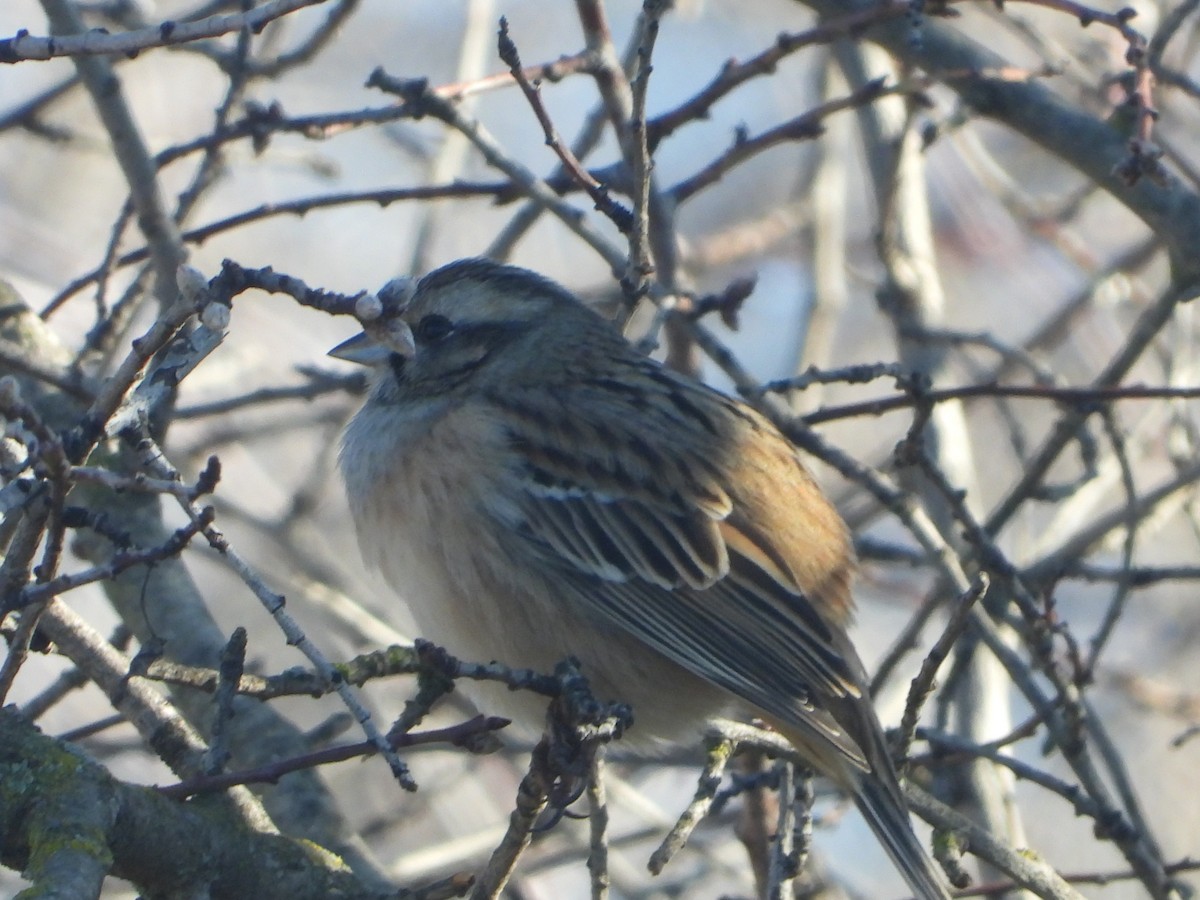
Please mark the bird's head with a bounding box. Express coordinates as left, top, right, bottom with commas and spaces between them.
329, 258, 612, 401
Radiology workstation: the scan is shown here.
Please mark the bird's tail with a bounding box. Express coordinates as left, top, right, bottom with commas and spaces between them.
854, 774, 951, 900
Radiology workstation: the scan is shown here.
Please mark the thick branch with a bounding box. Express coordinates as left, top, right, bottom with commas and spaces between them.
797, 0, 1200, 285
0, 708, 440, 900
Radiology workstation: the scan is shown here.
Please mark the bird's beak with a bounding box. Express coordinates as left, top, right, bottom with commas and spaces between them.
328, 331, 391, 366
328, 319, 416, 365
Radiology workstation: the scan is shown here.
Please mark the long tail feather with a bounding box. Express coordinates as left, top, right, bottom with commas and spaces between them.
855, 776, 951, 900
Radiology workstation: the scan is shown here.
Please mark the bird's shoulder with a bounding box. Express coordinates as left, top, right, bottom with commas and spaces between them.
475, 356, 854, 624
484, 356, 761, 510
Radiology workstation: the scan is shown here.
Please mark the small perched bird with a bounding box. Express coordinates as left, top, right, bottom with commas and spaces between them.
332, 258, 950, 899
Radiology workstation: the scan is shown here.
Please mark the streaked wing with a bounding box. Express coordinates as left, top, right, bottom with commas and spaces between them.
491, 374, 869, 770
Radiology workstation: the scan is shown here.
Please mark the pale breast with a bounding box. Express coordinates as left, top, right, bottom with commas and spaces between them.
342, 397, 514, 654
339, 397, 732, 744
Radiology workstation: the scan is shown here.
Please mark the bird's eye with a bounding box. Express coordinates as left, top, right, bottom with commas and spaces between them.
414, 314, 454, 344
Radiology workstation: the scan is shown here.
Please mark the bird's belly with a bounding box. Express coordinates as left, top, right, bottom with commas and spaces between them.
399, 532, 729, 745
362, 502, 726, 746
344, 406, 731, 748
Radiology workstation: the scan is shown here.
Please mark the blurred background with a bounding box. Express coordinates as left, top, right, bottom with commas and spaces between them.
2, 0, 1199, 897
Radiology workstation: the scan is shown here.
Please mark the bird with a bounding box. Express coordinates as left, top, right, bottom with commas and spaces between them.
331, 257, 951, 899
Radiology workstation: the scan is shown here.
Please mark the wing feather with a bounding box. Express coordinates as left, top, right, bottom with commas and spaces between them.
574, 567, 869, 771
493, 378, 868, 772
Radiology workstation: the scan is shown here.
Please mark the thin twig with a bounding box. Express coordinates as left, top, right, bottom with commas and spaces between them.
895, 574, 989, 763
201, 627, 248, 776
158, 715, 509, 800
470, 739, 553, 899
802, 381, 1200, 426
648, 730, 735, 874
766, 760, 796, 900
498, 17, 631, 233
586, 749, 610, 900
367, 70, 626, 274
3, 0, 330, 62
622, 0, 669, 301
905, 782, 1086, 900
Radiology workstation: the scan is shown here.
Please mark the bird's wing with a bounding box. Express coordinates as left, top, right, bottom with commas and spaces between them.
490, 373, 870, 771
